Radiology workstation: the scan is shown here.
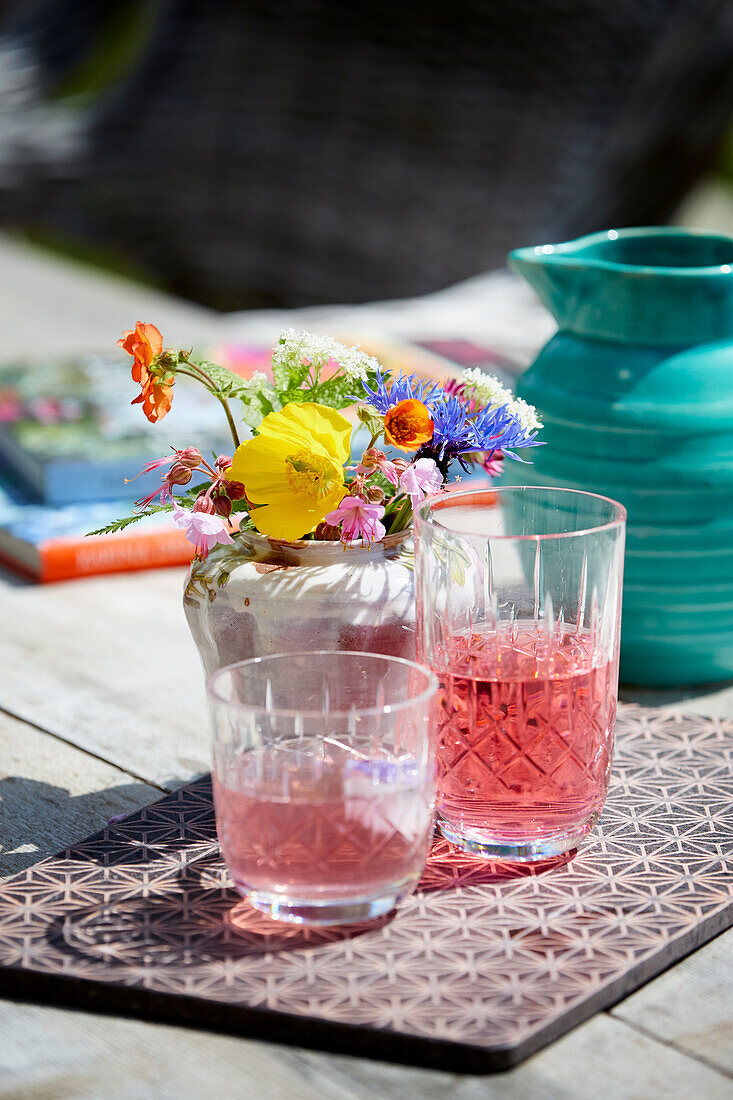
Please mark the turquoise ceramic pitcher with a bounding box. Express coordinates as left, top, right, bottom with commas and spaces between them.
509, 227, 733, 686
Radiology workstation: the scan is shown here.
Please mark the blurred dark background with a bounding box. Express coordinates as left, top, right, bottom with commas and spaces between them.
0, 0, 732, 311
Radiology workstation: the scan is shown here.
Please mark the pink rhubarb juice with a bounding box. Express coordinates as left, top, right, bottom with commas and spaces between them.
434, 625, 617, 852
213, 740, 435, 902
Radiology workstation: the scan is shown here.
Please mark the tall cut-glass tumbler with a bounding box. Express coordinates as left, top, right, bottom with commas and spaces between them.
207, 651, 438, 926
415, 487, 626, 861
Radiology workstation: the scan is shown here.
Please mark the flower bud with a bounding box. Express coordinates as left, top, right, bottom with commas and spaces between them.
392, 458, 409, 474
178, 446, 202, 469
212, 494, 232, 519
365, 484, 385, 504
193, 493, 215, 514
167, 462, 193, 486
226, 480, 246, 500
356, 405, 378, 425
215, 454, 233, 471
314, 521, 341, 541
360, 450, 379, 470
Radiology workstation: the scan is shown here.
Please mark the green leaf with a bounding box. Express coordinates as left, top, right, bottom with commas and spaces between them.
196, 360, 255, 400
86, 513, 149, 536
238, 403, 261, 430
271, 353, 311, 394
87, 486, 250, 537
237, 389, 276, 429
258, 392, 276, 417
85, 482, 210, 536
311, 374, 359, 409
277, 384, 307, 405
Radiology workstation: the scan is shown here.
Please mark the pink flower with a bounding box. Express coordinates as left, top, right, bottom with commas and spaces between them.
128, 447, 202, 480
478, 449, 504, 480
398, 457, 444, 509
134, 480, 175, 510
379, 459, 401, 487
126, 447, 203, 510
355, 448, 401, 487
172, 502, 234, 557
443, 377, 478, 413
325, 496, 386, 546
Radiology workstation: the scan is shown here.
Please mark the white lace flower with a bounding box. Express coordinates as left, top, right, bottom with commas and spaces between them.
273, 329, 380, 382
238, 370, 269, 394
509, 396, 543, 433
461, 368, 513, 409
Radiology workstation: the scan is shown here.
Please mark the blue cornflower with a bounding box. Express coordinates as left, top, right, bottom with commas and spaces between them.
418, 394, 544, 475
473, 403, 543, 460
361, 368, 443, 414
428, 396, 480, 458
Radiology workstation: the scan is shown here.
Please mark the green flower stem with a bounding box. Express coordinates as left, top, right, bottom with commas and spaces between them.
214, 396, 241, 449
308, 361, 323, 395
173, 362, 241, 449
387, 494, 413, 534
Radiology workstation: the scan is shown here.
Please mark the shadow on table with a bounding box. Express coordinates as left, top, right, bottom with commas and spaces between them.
43, 827, 571, 971
0, 562, 32, 587
620, 680, 733, 718
0, 775, 156, 878
49, 865, 394, 968
419, 836, 573, 892
24, 771, 569, 964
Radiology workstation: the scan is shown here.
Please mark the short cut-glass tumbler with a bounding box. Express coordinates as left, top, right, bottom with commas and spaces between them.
207, 651, 438, 925
415, 487, 626, 861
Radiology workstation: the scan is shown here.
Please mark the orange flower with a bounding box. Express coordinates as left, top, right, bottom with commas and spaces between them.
118, 322, 174, 423
383, 398, 434, 452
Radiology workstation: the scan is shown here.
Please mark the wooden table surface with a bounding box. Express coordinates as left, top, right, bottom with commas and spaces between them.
0, 235, 731, 1098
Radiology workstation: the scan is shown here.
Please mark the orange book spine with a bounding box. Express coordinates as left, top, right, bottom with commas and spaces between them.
38, 528, 194, 582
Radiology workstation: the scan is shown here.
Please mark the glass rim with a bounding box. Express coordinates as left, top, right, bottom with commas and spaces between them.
206, 650, 439, 720
416, 485, 627, 540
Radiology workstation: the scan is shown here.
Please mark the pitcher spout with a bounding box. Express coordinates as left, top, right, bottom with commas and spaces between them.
509, 228, 733, 346
509, 241, 592, 328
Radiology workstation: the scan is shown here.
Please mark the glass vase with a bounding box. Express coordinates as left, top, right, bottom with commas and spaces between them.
184, 528, 415, 676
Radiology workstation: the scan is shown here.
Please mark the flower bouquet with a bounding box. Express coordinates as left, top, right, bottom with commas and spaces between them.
97, 324, 543, 554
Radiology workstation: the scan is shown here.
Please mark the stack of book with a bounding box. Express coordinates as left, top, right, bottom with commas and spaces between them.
0, 338, 517, 582
0, 350, 239, 581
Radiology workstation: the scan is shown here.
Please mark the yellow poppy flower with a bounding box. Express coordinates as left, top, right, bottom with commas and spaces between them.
229, 402, 351, 540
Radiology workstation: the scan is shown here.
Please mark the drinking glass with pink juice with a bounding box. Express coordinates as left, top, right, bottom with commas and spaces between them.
207, 652, 438, 926
415, 487, 625, 862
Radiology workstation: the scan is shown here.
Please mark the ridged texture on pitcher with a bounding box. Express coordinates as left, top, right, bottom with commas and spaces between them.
510, 227, 733, 685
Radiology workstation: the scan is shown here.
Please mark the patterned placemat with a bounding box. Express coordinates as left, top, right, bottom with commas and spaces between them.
1, 705, 731, 1072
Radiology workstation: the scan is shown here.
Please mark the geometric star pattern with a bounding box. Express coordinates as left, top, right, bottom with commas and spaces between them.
0, 704, 731, 1072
